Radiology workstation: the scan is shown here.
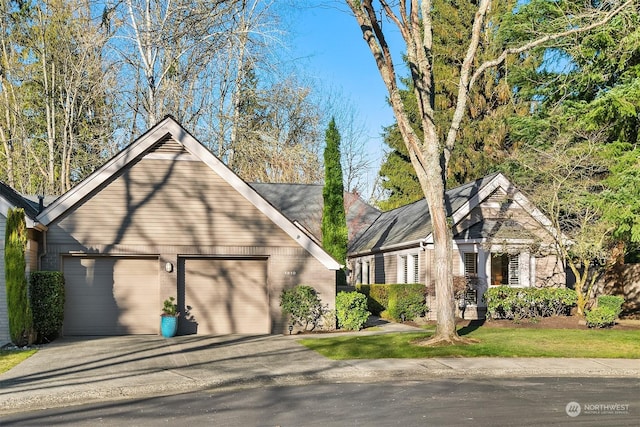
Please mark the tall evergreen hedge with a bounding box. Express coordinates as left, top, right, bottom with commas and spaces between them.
30, 271, 65, 342
5, 208, 33, 346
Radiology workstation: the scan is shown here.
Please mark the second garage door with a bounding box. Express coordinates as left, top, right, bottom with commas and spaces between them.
181, 257, 269, 334
63, 257, 160, 335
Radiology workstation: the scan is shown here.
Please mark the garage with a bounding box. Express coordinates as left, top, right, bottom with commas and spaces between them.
63, 257, 160, 335
180, 257, 269, 335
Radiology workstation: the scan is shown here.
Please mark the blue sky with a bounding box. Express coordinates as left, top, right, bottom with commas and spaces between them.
285, 2, 405, 196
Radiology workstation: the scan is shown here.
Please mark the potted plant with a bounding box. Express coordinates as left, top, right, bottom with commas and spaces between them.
160, 297, 180, 338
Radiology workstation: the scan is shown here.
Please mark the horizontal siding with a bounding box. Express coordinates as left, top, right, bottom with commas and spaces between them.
49, 159, 296, 247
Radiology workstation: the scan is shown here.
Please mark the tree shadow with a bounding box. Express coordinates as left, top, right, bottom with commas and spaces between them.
457, 319, 485, 336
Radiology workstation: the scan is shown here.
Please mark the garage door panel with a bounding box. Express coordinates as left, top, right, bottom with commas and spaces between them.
63, 257, 159, 335
182, 258, 268, 335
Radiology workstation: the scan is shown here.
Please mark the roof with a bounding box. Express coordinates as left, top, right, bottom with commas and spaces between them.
348, 173, 554, 255
0, 181, 40, 226
35, 116, 342, 270
250, 183, 380, 242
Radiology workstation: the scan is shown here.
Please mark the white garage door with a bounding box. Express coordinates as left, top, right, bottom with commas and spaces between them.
63, 257, 159, 335
182, 258, 269, 335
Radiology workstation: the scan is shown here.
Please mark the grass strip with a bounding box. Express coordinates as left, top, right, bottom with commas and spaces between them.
0, 350, 37, 374
298, 328, 640, 360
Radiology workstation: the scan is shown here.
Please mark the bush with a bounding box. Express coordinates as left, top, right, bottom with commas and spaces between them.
356, 284, 389, 315
30, 271, 65, 343
597, 295, 624, 314
585, 307, 618, 328
358, 284, 427, 322
280, 285, 326, 331
387, 284, 427, 322
585, 295, 624, 328
485, 286, 577, 320
336, 291, 370, 331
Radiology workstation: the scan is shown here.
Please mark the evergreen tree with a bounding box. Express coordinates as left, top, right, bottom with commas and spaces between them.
376, 0, 530, 208
321, 118, 348, 280
5, 208, 33, 346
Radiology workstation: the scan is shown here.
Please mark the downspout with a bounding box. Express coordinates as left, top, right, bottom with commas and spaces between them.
36, 195, 47, 271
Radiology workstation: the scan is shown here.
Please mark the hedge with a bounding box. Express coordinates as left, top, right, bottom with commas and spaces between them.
485, 286, 577, 320
30, 271, 65, 343
356, 284, 427, 322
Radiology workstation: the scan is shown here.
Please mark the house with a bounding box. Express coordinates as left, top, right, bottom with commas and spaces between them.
0, 181, 41, 344
250, 183, 380, 245
347, 173, 566, 319
20, 116, 340, 337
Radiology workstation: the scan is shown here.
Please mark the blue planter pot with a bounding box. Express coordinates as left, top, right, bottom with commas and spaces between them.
160, 315, 178, 338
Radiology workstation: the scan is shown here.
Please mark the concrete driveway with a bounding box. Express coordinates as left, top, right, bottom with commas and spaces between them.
1, 331, 639, 415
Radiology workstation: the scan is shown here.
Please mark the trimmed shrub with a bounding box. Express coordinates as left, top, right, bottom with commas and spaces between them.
30, 271, 65, 343
485, 286, 577, 320
5, 208, 33, 346
585, 295, 624, 328
387, 284, 427, 322
356, 284, 389, 315
280, 285, 326, 331
597, 295, 624, 314
336, 291, 370, 331
585, 307, 618, 328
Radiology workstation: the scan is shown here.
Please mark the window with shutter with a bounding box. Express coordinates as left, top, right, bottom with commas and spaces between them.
412, 254, 419, 283
464, 253, 477, 276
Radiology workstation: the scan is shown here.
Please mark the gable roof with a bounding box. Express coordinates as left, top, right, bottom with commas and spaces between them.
348, 173, 556, 255
36, 116, 341, 270
0, 181, 39, 227
250, 183, 380, 243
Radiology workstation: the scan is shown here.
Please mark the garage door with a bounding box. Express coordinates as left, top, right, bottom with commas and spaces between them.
181, 258, 268, 334
63, 257, 159, 335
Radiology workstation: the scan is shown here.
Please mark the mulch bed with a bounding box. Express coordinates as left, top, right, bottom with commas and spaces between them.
412, 315, 640, 331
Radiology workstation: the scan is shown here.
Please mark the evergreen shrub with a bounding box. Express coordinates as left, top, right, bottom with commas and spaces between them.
280, 285, 326, 331
30, 271, 65, 343
336, 291, 370, 331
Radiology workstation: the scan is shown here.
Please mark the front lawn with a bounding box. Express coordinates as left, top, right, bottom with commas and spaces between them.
0, 349, 37, 374
298, 327, 640, 359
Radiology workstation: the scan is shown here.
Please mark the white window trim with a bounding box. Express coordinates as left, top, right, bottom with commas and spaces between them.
396, 250, 420, 284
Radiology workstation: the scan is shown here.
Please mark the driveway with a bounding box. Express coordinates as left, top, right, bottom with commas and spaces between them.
1, 333, 639, 415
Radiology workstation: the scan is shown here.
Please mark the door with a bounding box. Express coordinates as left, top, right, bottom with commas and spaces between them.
181, 257, 269, 334
63, 257, 160, 335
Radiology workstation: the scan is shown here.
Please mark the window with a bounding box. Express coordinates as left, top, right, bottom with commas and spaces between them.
411, 254, 420, 283
362, 261, 370, 285
398, 253, 420, 284
463, 253, 477, 276
491, 253, 520, 286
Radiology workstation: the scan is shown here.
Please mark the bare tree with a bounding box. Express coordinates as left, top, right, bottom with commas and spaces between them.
514, 128, 615, 316
344, 0, 634, 344
110, 0, 238, 129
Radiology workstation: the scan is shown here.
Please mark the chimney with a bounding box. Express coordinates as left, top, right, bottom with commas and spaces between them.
38, 195, 44, 213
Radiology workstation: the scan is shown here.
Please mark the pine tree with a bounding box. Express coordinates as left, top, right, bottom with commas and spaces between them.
321, 118, 348, 282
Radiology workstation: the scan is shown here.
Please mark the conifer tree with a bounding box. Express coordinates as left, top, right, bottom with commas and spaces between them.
5, 208, 33, 346
321, 118, 348, 281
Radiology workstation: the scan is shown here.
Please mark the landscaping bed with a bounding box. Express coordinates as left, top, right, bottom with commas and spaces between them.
413, 315, 640, 331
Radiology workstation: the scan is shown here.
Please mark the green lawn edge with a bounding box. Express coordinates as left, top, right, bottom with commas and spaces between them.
0, 350, 37, 374
298, 328, 640, 360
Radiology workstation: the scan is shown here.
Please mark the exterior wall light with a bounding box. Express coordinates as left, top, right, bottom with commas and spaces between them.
165, 262, 173, 273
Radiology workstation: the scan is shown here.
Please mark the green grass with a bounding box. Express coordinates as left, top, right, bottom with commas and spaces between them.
0, 350, 37, 374
298, 328, 640, 359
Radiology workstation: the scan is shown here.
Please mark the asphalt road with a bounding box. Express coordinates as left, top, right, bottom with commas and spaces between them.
1, 377, 638, 426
